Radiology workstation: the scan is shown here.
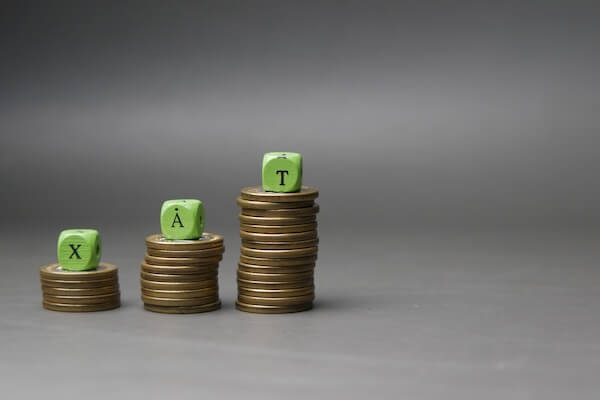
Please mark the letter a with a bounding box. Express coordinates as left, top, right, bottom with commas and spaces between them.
171, 208, 184, 228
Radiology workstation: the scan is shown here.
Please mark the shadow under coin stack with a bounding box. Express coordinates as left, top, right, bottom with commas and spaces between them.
141, 233, 224, 313
236, 186, 319, 313
40, 263, 120, 312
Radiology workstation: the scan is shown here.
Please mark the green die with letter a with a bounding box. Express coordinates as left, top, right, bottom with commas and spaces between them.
160, 199, 204, 240
262, 152, 303, 192
57, 229, 102, 271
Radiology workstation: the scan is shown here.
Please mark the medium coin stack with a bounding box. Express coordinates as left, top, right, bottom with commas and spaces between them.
236, 185, 319, 313
141, 233, 224, 314
40, 263, 121, 312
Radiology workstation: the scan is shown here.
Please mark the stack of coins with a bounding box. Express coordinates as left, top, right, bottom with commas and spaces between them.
40, 263, 120, 312
236, 186, 319, 313
141, 233, 224, 314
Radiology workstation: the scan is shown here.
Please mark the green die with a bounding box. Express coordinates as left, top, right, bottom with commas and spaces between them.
57, 229, 101, 271
160, 199, 204, 240
262, 152, 303, 192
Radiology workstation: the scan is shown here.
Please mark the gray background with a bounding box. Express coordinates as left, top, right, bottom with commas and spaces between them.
1, 1, 599, 399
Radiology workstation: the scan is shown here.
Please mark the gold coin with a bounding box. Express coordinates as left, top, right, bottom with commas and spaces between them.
40, 263, 118, 281
237, 198, 314, 210
239, 254, 317, 266
141, 262, 219, 275
235, 301, 312, 314
241, 246, 318, 259
146, 246, 224, 258
141, 294, 220, 307
240, 230, 317, 242
145, 233, 224, 250
144, 254, 222, 266
141, 287, 218, 299
140, 279, 218, 290
237, 269, 313, 282
237, 262, 315, 274
240, 186, 319, 202
239, 223, 317, 234
238, 278, 314, 289
239, 286, 314, 298
41, 286, 119, 296
241, 204, 320, 217
141, 271, 218, 282
43, 300, 121, 312
144, 301, 221, 314
238, 293, 314, 306
238, 214, 316, 226
41, 277, 118, 289
241, 238, 319, 250
44, 293, 120, 305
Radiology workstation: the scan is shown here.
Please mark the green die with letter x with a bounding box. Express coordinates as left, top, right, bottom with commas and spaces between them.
57, 229, 101, 271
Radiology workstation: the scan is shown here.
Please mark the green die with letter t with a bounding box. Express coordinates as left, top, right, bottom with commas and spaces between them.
160, 199, 204, 240
57, 229, 101, 271
262, 152, 303, 192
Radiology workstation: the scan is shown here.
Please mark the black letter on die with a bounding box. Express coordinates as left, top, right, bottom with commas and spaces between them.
69, 244, 82, 259
171, 208, 184, 228
276, 170, 289, 185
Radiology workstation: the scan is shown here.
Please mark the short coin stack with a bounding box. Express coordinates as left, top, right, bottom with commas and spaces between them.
236, 186, 319, 313
40, 263, 120, 312
141, 233, 224, 314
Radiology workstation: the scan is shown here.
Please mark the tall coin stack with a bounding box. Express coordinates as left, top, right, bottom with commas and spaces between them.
141, 233, 224, 314
236, 186, 319, 313
40, 263, 121, 312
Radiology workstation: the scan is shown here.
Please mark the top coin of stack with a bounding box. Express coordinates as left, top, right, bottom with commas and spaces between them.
40, 229, 121, 312
237, 156, 320, 314
140, 199, 224, 314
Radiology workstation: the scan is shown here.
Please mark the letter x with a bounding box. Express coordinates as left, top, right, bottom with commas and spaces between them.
69, 244, 82, 259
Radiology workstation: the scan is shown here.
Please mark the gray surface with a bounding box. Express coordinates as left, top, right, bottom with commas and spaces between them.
1, 228, 600, 399
2, 1, 600, 229
2, 1, 600, 398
